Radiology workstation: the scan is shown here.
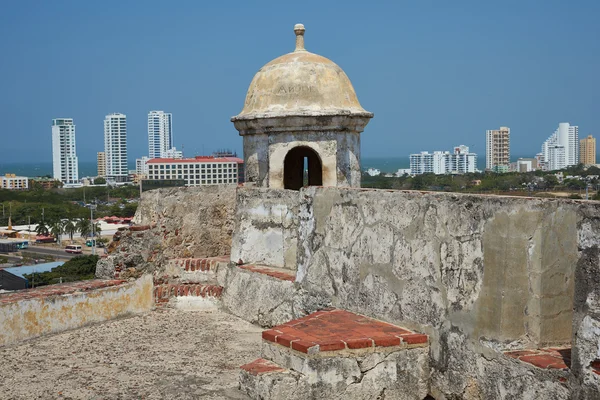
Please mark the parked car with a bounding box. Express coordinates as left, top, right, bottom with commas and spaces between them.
85, 240, 105, 248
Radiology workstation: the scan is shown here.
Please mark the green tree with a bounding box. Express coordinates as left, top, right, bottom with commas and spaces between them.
23, 255, 99, 287
93, 222, 102, 237
94, 177, 106, 185
544, 175, 559, 189
49, 221, 63, 244
35, 222, 49, 236
63, 219, 76, 240
77, 218, 91, 238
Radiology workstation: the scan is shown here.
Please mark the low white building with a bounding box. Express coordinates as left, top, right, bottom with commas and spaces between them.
0, 174, 28, 190
410, 151, 447, 175
146, 156, 244, 186
136, 156, 150, 176
395, 169, 411, 177
365, 168, 381, 176
163, 147, 183, 159
410, 145, 477, 175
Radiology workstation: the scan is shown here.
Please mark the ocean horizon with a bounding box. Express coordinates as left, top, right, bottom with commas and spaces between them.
0, 155, 531, 178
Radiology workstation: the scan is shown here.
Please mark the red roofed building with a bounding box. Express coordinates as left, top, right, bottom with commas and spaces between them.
145, 156, 244, 187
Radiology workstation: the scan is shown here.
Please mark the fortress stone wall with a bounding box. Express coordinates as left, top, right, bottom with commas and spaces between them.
95, 183, 600, 398
230, 186, 600, 398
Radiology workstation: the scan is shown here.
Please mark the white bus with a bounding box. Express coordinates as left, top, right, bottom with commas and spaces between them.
65, 245, 82, 254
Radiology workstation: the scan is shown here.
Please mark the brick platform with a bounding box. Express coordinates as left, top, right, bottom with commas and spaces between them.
0, 280, 125, 304
262, 308, 427, 354
238, 264, 296, 282
505, 347, 571, 370
240, 308, 430, 399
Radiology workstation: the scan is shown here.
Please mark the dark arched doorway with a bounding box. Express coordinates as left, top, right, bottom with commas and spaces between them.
283, 146, 323, 190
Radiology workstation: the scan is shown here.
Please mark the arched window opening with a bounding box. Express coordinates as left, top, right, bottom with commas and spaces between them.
283, 146, 323, 190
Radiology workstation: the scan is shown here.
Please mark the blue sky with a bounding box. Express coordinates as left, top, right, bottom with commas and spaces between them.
0, 0, 598, 163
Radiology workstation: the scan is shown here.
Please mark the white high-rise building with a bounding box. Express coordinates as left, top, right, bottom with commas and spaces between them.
51, 118, 79, 184
541, 122, 579, 171
104, 113, 128, 182
148, 111, 173, 158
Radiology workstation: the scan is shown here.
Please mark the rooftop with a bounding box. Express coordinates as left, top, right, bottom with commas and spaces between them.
146, 156, 244, 164
0, 308, 262, 399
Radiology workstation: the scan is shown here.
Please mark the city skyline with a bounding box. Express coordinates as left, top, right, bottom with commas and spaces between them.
0, 2, 598, 163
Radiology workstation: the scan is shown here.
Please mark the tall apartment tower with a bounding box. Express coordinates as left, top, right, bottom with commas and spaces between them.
580, 135, 596, 165
485, 127, 510, 171
51, 118, 79, 184
541, 122, 579, 171
148, 111, 173, 158
97, 152, 106, 177
104, 113, 128, 182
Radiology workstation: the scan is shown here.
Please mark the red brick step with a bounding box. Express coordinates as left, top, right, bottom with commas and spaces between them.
262, 308, 428, 354
238, 264, 296, 282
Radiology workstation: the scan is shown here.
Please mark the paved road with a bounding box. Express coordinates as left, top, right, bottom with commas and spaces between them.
23, 245, 76, 260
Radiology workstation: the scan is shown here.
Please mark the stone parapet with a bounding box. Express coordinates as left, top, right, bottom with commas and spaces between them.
0, 275, 153, 347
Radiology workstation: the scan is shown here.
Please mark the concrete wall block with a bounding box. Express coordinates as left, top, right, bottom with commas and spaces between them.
261, 341, 429, 399
231, 187, 301, 269
221, 265, 299, 327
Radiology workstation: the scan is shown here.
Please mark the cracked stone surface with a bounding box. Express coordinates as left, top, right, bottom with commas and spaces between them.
252, 341, 429, 399
97, 185, 236, 279
221, 264, 301, 327
294, 187, 595, 398
0, 309, 262, 399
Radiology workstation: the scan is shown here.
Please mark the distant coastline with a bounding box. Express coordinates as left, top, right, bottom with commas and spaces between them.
0, 161, 134, 179
0, 155, 534, 178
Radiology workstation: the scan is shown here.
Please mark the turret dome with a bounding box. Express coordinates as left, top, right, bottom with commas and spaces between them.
232, 24, 373, 122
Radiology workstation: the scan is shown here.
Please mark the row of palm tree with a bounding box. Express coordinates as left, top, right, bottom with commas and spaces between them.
35, 219, 101, 244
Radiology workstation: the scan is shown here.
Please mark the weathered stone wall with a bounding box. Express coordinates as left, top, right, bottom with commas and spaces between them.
572, 208, 600, 399
134, 185, 236, 259
230, 187, 300, 269
0, 276, 153, 347
290, 187, 597, 398
96, 186, 236, 280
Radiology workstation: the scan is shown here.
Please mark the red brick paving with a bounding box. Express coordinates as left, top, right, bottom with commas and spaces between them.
153, 283, 223, 303
0, 280, 126, 304
505, 347, 571, 370
170, 256, 230, 272
262, 308, 428, 354
238, 265, 296, 282
240, 358, 286, 375
591, 359, 600, 375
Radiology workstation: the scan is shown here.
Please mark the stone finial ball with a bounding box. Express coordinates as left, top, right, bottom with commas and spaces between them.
294, 24, 305, 34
